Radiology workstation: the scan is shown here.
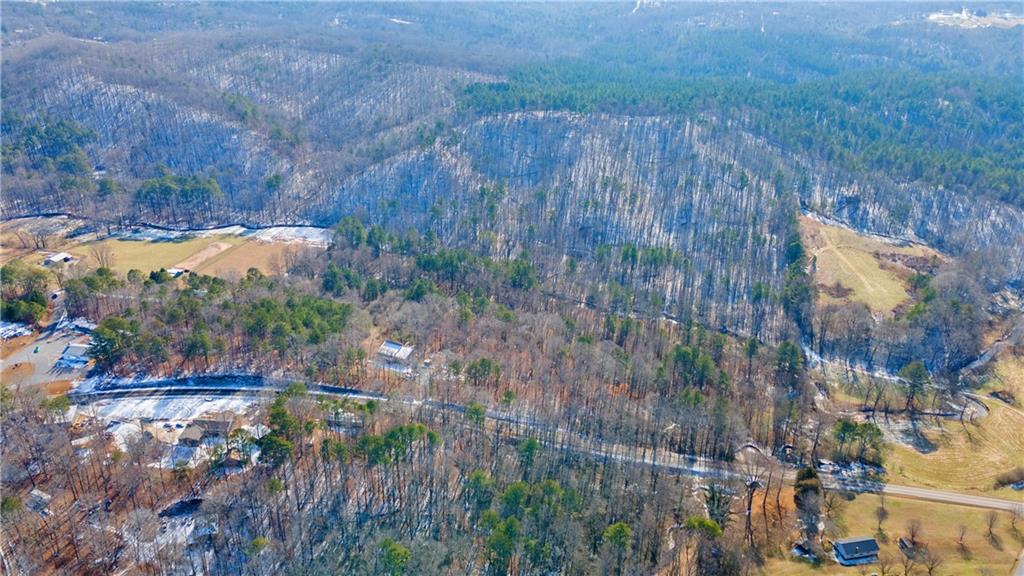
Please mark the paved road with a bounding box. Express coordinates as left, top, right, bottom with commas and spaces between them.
878, 483, 1022, 513
70, 383, 1024, 515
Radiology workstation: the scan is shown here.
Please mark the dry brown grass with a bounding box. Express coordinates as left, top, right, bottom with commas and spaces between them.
765, 494, 1022, 575
43, 379, 74, 396
984, 352, 1024, 405
885, 400, 1024, 497
194, 240, 297, 278
1, 335, 36, 359
66, 235, 247, 274
800, 216, 940, 314
173, 241, 234, 270
1, 361, 35, 384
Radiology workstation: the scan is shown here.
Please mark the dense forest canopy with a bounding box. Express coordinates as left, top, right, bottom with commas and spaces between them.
463, 59, 1023, 208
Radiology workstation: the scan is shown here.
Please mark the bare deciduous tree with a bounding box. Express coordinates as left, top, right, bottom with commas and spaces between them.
905, 518, 922, 548
877, 552, 895, 576
91, 243, 116, 269
985, 511, 998, 537
921, 550, 943, 576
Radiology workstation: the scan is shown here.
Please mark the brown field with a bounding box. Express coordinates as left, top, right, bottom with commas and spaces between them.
173, 241, 234, 270
43, 379, 74, 396
66, 235, 248, 274
2, 217, 318, 281
1, 361, 35, 384
0, 240, 35, 266
1, 335, 36, 359
984, 352, 1024, 405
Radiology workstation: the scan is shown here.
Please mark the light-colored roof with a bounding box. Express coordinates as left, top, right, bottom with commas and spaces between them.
378, 340, 414, 361
179, 424, 205, 443
43, 252, 74, 263
64, 343, 91, 357
26, 488, 53, 511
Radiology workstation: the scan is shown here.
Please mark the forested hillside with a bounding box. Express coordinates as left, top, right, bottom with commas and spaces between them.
1, 5, 1023, 574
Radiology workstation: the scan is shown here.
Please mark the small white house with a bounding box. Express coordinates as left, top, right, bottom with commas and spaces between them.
42, 252, 75, 266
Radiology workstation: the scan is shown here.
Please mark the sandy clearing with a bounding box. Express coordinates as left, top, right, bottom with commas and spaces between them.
43, 379, 75, 396
1, 334, 36, 359
173, 241, 233, 270
2, 361, 35, 383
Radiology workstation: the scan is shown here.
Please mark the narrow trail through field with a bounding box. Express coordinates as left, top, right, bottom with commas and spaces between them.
814, 227, 877, 294
173, 241, 233, 270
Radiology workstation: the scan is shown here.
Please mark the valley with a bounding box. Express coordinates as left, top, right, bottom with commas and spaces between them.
1, 2, 1022, 576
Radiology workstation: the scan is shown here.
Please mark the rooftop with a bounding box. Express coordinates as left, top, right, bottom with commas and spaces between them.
43, 252, 75, 264
833, 536, 879, 559
378, 340, 414, 361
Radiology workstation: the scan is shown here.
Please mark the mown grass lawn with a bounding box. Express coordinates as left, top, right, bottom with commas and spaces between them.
764, 494, 1022, 575
884, 400, 1024, 497
68, 235, 247, 274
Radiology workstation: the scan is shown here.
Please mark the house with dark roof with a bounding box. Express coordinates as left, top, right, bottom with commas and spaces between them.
832, 536, 879, 566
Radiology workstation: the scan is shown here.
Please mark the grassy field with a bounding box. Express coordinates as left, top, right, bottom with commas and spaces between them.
66, 235, 248, 274
194, 240, 297, 277
884, 400, 1024, 497
765, 494, 1023, 575
800, 216, 939, 314
982, 352, 1024, 406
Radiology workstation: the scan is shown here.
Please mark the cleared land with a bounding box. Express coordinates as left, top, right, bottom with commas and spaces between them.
193, 240, 297, 277
2, 217, 324, 280
983, 352, 1024, 405
766, 494, 1022, 575
800, 216, 940, 314
67, 235, 247, 274
173, 241, 234, 270
884, 400, 1024, 497
0, 331, 90, 391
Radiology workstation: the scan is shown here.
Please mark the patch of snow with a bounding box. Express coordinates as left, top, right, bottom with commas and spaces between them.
0, 321, 32, 340
247, 226, 333, 247
85, 395, 258, 422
